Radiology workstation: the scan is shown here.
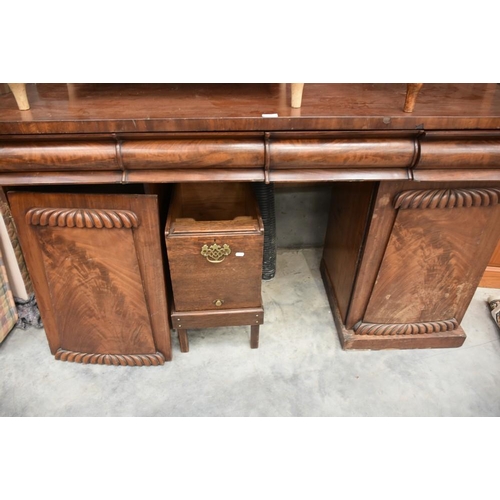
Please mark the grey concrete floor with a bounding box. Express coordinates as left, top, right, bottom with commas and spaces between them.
1, 248, 500, 417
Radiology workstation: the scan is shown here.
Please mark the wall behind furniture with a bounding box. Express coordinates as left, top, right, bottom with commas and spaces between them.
275, 184, 331, 248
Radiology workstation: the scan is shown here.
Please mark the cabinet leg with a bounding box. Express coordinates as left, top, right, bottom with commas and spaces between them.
178, 328, 189, 353
250, 325, 259, 349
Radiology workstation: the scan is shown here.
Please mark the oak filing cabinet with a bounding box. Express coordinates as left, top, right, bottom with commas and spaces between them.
165, 183, 264, 352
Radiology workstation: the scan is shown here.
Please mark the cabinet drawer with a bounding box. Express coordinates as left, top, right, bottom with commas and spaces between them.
166, 233, 263, 311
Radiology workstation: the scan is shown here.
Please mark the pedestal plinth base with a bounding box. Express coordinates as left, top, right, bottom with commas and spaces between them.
320, 259, 467, 350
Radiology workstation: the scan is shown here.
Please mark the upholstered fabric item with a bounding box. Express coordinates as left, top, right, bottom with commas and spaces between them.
488, 297, 500, 330
0, 194, 33, 296
0, 245, 18, 343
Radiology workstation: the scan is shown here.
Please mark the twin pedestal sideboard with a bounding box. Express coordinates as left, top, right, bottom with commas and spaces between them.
1, 83, 500, 365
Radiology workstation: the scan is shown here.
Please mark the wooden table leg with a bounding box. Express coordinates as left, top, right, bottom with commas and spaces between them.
7, 83, 30, 111
403, 83, 423, 113
178, 328, 189, 353
250, 325, 259, 349
291, 83, 305, 108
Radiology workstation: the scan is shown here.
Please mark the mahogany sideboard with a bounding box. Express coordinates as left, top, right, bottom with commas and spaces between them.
1, 83, 500, 364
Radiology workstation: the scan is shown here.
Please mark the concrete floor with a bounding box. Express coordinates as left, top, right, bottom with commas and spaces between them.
1, 248, 500, 417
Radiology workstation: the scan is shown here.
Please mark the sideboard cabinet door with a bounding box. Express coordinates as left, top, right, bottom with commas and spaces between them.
322, 181, 500, 350
8, 192, 171, 365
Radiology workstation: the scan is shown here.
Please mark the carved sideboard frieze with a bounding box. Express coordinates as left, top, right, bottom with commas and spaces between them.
26, 208, 140, 228
354, 318, 459, 336
394, 188, 500, 210
55, 349, 165, 366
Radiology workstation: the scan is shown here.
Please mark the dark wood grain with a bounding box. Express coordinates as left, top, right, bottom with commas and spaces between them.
171, 307, 264, 329
167, 233, 263, 311
345, 181, 402, 329
322, 180, 500, 349
413, 169, 500, 182
38, 225, 155, 353
419, 136, 500, 169
364, 186, 500, 325
321, 259, 467, 350
167, 182, 261, 224
177, 329, 189, 353
3, 127, 500, 186
322, 182, 375, 321
3, 83, 500, 354
172, 307, 263, 351
0, 170, 124, 186
166, 182, 264, 350
55, 349, 166, 366
250, 325, 259, 349
121, 136, 265, 169
0, 141, 117, 171
1, 83, 500, 134
8, 191, 172, 362
354, 318, 459, 335
268, 168, 410, 182
166, 183, 263, 312
270, 136, 415, 169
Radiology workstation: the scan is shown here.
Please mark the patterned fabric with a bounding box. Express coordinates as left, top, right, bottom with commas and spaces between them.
488, 298, 500, 330
0, 196, 34, 295
0, 245, 18, 343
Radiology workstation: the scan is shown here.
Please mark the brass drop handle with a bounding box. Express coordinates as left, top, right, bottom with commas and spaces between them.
201, 243, 231, 263
214, 299, 224, 307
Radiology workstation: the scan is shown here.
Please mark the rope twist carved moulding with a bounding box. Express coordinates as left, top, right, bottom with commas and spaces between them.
25, 208, 140, 228
354, 319, 459, 336
394, 188, 500, 210
55, 349, 165, 366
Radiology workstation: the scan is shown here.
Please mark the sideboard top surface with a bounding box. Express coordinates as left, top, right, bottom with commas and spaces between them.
1, 83, 500, 135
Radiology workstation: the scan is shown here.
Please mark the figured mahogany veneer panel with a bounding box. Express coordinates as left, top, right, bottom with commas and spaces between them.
37, 225, 155, 354
0, 136, 265, 173
8, 192, 171, 363
121, 137, 264, 169
270, 137, 415, 169
419, 136, 500, 169
0, 132, 419, 181
322, 182, 500, 349
0, 141, 117, 171
363, 188, 500, 325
